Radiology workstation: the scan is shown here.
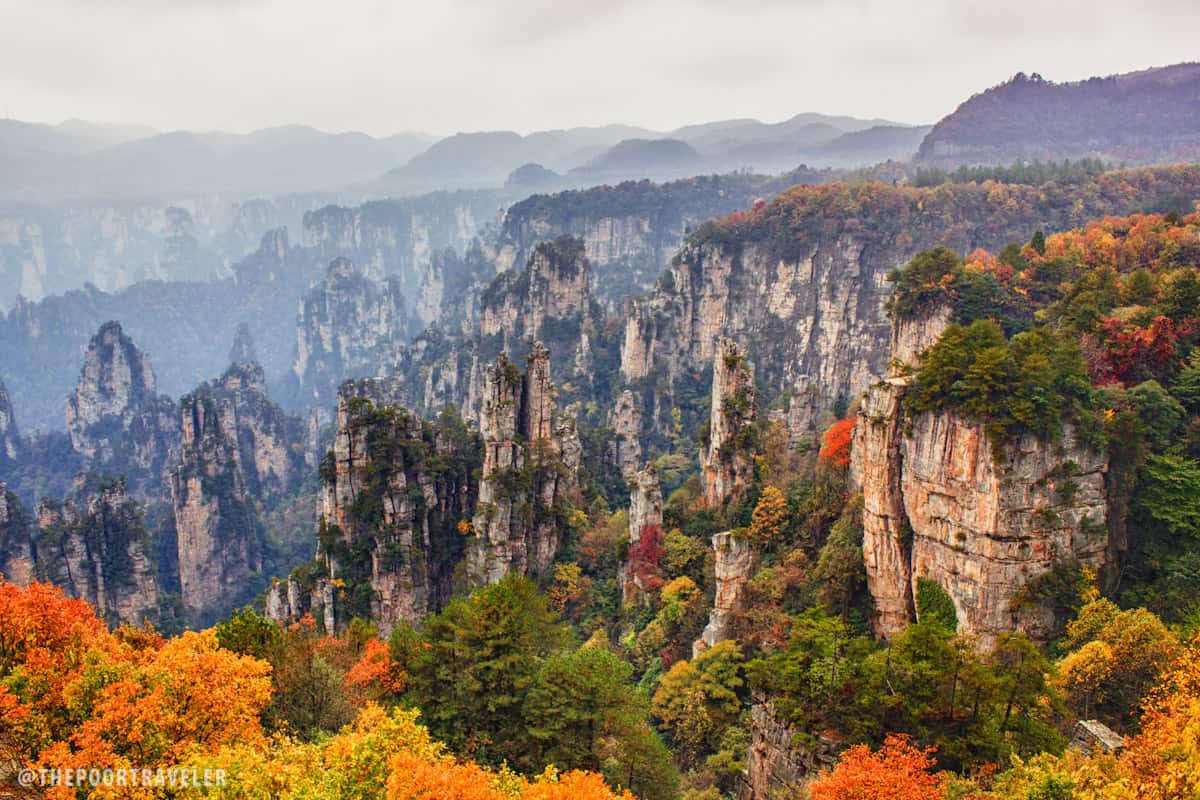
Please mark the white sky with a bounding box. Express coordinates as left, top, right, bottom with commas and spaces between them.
2, 0, 1198, 136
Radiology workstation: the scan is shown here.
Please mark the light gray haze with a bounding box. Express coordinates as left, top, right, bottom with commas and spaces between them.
1, 0, 1198, 135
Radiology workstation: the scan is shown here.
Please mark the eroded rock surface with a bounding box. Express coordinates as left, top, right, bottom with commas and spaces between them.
700, 338, 757, 508
695, 530, 755, 656
852, 309, 1111, 645
466, 343, 580, 586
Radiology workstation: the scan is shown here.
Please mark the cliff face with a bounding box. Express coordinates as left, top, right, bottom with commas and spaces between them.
0, 379, 22, 468
607, 390, 643, 480
465, 344, 581, 587
404, 236, 604, 426
271, 380, 482, 635
851, 310, 1111, 646
0, 203, 221, 310
0, 485, 34, 587
65, 321, 180, 498
496, 212, 666, 311
700, 339, 757, 508
902, 414, 1109, 644
292, 258, 409, 413
32, 480, 161, 626
615, 174, 1200, 444
740, 697, 836, 800
695, 530, 755, 656
479, 236, 593, 351
494, 173, 808, 311
301, 194, 500, 326
622, 235, 893, 440
172, 362, 307, 626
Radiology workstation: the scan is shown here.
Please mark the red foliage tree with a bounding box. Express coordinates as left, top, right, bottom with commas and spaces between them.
820, 417, 857, 467
1092, 315, 1191, 385
626, 524, 665, 594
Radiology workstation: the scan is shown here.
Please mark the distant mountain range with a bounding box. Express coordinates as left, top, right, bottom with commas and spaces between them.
917, 62, 1200, 167
0, 113, 925, 203
0, 120, 435, 202
5, 61, 1200, 206
376, 114, 928, 195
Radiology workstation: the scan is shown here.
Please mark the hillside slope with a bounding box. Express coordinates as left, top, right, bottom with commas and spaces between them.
917, 63, 1200, 167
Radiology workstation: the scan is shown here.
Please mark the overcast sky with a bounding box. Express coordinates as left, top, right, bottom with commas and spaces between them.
2, 0, 1197, 136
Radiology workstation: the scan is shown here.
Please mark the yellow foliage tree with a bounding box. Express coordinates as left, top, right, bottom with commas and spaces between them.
747, 486, 787, 547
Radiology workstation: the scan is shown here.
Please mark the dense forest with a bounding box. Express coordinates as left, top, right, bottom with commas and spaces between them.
5, 204, 1200, 800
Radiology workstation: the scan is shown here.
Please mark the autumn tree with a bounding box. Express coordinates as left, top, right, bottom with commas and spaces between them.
748, 485, 787, 546
69, 629, 272, 767
547, 562, 592, 619
820, 417, 857, 468
631, 576, 708, 669
653, 641, 746, 764
346, 637, 407, 705
1055, 599, 1179, 727
626, 523, 666, 599
810, 734, 945, 800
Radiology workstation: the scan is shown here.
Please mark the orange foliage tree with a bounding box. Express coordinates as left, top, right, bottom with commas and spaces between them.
346, 637, 407, 704
0, 580, 272, 795
1115, 632, 1200, 799
810, 734, 945, 800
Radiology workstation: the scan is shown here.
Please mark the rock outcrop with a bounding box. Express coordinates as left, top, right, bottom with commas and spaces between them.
0, 379, 22, 468
622, 465, 663, 606
466, 343, 581, 586
32, 480, 161, 626
270, 380, 482, 635
695, 530, 755, 656
301, 194, 499, 321
184, 362, 306, 503
232, 227, 290, 287
851, 309, 1111, 646
852, 379, 915, 635
494, 173, 804, 310
399, 235, 607, 424
229, 322, 259, 365
292, 258, 410, 414
65, 322, 179, 498
172, 395, 262, 626
607, 390, 643, 480
740, 696, 837, 800
171, 362, 307, 626
479, 236, 593, 354
700, 339, 757, 508
0, 484, 35, 587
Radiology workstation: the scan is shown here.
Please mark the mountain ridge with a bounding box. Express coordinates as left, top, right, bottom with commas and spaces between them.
917, 61, 1200, 166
